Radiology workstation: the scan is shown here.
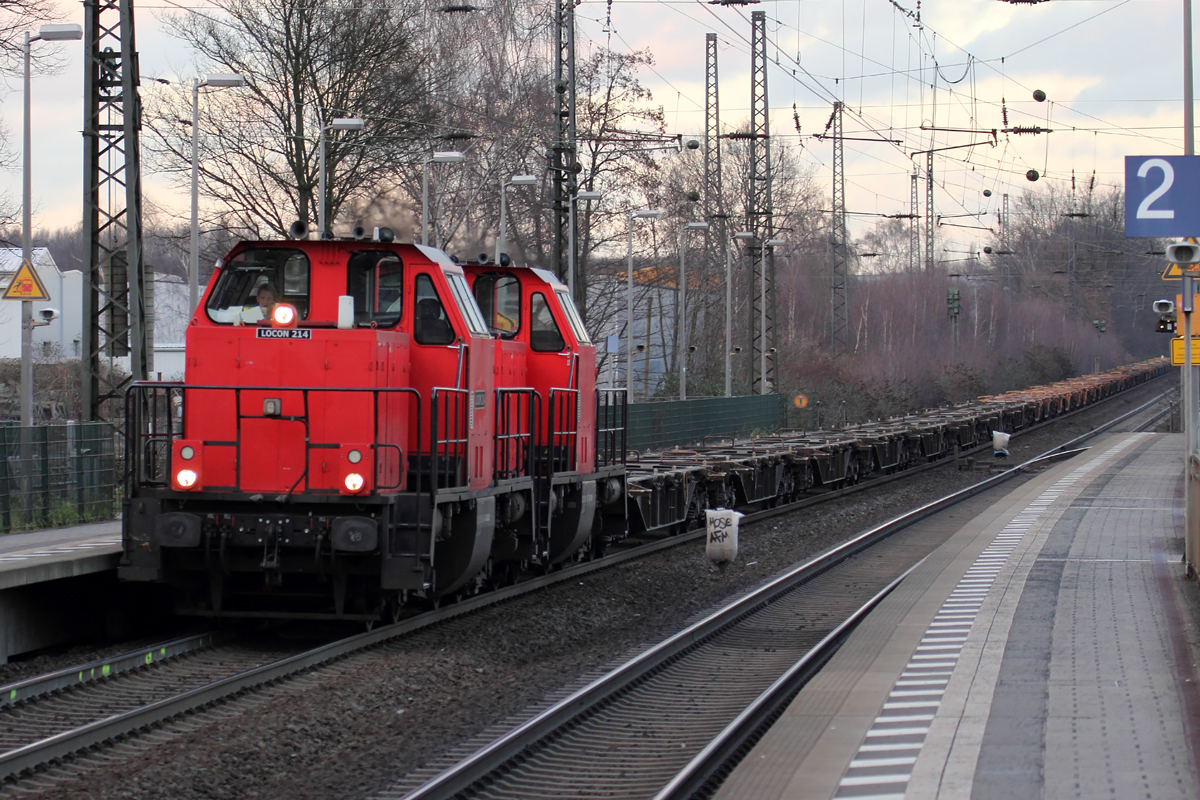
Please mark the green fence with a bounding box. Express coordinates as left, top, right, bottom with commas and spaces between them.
626, 395, 785, 452
0, 422, 118, 533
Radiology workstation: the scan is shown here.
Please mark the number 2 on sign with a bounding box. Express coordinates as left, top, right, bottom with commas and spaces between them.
1137, 159, 1176, 220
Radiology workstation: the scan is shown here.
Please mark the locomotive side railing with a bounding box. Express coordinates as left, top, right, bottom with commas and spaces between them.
495, 389, 538, 482
546, 389, 579, 476
596, 389, 627, 469
430, 387, 470, 490
124, 382, 419, 498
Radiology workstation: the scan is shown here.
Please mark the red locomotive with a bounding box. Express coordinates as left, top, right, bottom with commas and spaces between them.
121, 234, 627, 620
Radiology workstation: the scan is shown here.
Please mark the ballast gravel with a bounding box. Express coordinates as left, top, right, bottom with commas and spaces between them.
5, 381, 1174, 800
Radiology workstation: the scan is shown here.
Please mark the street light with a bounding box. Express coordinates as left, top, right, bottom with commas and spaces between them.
318, 117, 365, 238
21, 23, 82, 428
726, 232, 755, 398
422, 150, 465, 246
627, 209, 665, 401
497, 174, 538, 265
190, 73, 245, 313
569, 190, 603, 300
678, 221, 708, 400
760, 237, 786, 395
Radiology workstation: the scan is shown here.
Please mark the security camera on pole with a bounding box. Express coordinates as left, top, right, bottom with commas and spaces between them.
6, 23, 83, 427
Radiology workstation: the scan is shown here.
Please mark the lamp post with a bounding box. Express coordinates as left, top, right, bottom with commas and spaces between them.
569, 190, 603, 301
726, 232, 755, 397
497, 174, 538, 265
318, 117, 364, 238
422, 150, 465, 246
678, 221, 708, 400
627, 209, 665, 400
760, 237, 786, 395
190, 73, 245, 313
21, 23, 82, 428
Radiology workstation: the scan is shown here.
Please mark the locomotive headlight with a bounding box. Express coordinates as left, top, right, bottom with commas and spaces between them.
344, 473, 365, 492
180, 446, 195, 460
176, 469, 198, 489
347, 449, 362, 464
271, 303, 298, 328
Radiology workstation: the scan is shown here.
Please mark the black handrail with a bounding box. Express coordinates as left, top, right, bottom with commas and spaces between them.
125, 382, 420, 498
547, 388, 579, 476
431, 387, 470, 490
495, 389, 538, 481
596, 389, 627, 469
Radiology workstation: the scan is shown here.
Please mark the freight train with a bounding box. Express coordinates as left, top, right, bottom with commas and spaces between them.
118, 232, 1168, 620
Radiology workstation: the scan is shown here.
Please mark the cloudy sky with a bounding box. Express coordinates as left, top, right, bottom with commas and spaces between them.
0, 0, 1189, 256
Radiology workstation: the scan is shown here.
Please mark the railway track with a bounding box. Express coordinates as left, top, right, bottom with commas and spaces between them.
383, 384, 1175, 800
0, 379, 1174, 788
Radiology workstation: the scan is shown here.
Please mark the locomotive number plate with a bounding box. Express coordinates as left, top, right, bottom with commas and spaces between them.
255, 328, 312, 340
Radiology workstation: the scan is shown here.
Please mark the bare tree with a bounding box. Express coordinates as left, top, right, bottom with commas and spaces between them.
143, 0, 430, 237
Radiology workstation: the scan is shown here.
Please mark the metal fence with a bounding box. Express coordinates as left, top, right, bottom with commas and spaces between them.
626, 395, 785, 452
0, 422, 118, 533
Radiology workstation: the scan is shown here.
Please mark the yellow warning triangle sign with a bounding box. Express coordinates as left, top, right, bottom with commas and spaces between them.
2, 259, 49, 301
1164, 238, 1200, 280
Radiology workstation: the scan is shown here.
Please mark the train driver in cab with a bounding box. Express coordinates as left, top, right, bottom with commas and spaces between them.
234, 283, 277, 325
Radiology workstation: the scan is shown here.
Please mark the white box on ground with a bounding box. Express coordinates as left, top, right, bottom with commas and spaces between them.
706, 508, 743, 564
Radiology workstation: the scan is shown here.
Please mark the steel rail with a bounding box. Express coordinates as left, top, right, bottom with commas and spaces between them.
399, 387, 1172, 800
0, 380, 1171, 784
0, 632, 217, 710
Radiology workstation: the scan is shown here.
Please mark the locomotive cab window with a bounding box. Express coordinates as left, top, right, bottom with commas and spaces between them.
206, 248, 310, 325
347, 251, 403, 327
530, 293, 565, 352
414, 274, 456, 345
446, 272, 490, 337
555, 289, 592, 344
472, 273, 521, 339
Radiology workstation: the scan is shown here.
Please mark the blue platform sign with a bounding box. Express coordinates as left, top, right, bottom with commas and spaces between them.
1125, 155, 1200, 237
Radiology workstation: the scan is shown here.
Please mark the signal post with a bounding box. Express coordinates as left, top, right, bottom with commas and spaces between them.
1125, 157, 1200, 581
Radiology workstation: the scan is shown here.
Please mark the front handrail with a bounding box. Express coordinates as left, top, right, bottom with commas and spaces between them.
124, 382, 420, 499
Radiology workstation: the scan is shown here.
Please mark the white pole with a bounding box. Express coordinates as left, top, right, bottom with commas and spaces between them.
421, 159, 430, 246
724, 237, 732, 398
21, 31, 33, 427
1186, 0, 1196, 576
497, 176, 507, 265
189, 79, 201, 313
679, 226, 687, 401
627, 216, 634, 400
568, 197, 576, 297
318, 124, 327, 237
759, 242, 767, 394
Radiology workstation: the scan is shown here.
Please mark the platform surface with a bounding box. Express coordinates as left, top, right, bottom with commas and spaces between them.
0, 520, 121, 590
716, 432, 1200, 800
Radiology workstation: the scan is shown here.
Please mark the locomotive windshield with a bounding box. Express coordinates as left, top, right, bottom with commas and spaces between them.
472, 273, 521, 339
347, 251, 403, 327
206, 248, 310, 324
555, 289, 592, 344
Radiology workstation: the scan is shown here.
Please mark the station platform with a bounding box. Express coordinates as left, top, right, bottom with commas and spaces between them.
0, 520, 122, 663
715, 432, 1200, 800
0, 519, 120, 591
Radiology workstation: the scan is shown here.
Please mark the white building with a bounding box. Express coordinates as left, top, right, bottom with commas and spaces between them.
0, 248, 82, 360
